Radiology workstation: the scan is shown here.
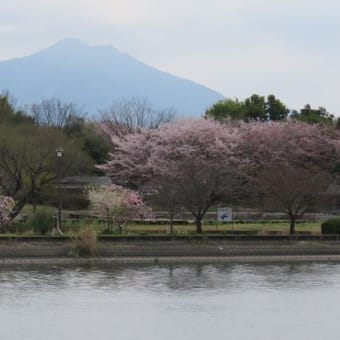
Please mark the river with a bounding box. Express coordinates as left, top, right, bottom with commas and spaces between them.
1, 261, 340, 340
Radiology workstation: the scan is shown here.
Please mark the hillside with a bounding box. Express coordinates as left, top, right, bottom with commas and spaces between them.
0, 39, 223, 116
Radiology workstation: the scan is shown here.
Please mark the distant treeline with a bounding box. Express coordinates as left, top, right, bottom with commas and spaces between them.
205, 94, 339, 127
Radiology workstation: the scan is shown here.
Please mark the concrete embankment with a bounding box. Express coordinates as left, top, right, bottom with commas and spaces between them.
0, 236, 340, 263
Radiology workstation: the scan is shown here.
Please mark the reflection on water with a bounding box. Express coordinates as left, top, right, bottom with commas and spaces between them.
1, 261, 340, 339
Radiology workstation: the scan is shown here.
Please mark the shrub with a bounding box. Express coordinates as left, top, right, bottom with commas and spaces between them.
30, 210, 55, 235
10, 221, 33, 234
321, 218, 340, 234
43, 191, 90, 210
101, 229, 121, 235
74, 227, 97, 256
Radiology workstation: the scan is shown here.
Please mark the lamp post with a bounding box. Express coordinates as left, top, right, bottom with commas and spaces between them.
56, 147, 64, 230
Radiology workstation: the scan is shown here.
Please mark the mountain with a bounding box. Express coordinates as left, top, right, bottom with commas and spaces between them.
0, 39, 223, 116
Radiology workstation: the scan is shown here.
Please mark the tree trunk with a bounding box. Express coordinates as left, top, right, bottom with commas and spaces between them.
31, 182, 37, 212
169, 211, 174, 234
105, 209, 111, 231
196, 219, 203, 234
9, 198, 26, 220
105, 218, 113, 231
169, 221, 174, 234
289, 218, 295, 235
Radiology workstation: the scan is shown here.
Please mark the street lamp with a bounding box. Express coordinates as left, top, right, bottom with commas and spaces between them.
56, 147, 64, 230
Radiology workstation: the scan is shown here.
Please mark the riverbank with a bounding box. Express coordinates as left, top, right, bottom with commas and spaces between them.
2, 255, 340, 266
1, 236, 340, 262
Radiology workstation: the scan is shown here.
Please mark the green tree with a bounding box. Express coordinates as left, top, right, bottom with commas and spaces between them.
29, 99, 110, 167
206, 94, 289, 122
205, 98, 245, 121
0, 94, 34, 125
244, 94, 266, 121
0, 94, 14, 122
266, 94, 289, 121
64, 119, 110, 166
82, 126, 111, 165
291, 104, 334, 125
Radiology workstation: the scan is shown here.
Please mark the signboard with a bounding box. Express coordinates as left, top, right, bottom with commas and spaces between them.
217, 207, 232, 222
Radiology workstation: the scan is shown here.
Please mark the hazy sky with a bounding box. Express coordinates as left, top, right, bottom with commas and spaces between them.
1, 0, 340, 114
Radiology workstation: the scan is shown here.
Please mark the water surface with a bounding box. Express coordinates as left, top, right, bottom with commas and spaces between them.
1, 261, 340, 340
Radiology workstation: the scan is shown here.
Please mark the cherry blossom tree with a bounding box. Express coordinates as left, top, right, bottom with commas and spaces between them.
100, 119, 240, 233
150, 178, 183, 233
100, 118, 340, 234
236, 121, 340, 234
88, 184, 150, 231
0, 193, 15, 232
98, 127, 157, 189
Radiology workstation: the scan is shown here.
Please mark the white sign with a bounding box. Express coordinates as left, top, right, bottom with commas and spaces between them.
217, 207, 232, 222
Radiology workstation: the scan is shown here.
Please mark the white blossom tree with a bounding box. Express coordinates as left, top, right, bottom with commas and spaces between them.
0, 193, 15, 232
88, 184, 150, 231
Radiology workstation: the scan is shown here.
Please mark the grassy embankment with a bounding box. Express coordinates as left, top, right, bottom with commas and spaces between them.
1, 222, 322, 237
8, 204, 322, 236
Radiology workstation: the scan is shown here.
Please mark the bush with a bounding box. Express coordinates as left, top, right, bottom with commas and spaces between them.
30, 210, 55, 235
42, 191, 90, 210
101, 229, 121, 235
10, 221, 33, 234
321, 218, 340, 234
74, 227, 97, 256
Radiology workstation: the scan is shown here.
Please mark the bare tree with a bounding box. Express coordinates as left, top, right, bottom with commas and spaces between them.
0, 124, 93, 217
29, 98, 84, 128
100, 97, 177, 137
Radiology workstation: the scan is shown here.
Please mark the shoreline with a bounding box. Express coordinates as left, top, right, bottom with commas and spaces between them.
2, 255, 340, 266
1, 237, 340, 264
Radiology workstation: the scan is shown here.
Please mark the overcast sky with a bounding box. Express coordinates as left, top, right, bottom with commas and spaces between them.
1, 0, 340, 114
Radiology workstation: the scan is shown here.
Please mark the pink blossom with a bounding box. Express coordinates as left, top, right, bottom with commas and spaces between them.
99, 119, 240, 233
88, 184, 150, 230
235, 121, 340, 234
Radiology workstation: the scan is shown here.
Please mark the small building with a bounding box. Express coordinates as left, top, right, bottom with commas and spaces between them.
56, 176, 111, 209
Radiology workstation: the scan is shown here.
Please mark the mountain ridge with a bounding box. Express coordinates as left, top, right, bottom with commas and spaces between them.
0, 39, 223, 116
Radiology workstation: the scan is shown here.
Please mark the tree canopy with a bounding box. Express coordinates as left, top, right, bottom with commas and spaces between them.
235, 121, 340, 233
100, 118, 340, 234
291, 104, 335, 125
205, 93, 340, 127
88, 184, 150, 231
100, 119, 240, 233
0, 95, 107, 217
205, 94, 289, 122
0, 94, 34, 125
0, 123, 93, 217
